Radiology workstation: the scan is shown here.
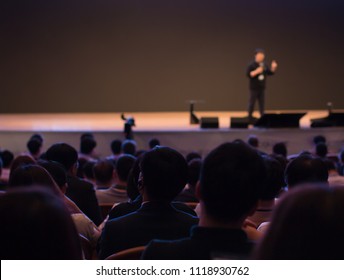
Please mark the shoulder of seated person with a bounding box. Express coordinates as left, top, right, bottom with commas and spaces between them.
105, 210, 139, 225
68, 176, 94, 187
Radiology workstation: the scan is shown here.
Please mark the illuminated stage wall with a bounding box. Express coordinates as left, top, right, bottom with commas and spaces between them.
1, 0, 343, 113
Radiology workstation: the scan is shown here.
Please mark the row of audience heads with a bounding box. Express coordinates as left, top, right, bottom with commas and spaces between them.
0, 133, 343, 259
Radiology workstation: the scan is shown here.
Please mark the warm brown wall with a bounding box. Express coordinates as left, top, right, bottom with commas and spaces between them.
1, 0, 343, 113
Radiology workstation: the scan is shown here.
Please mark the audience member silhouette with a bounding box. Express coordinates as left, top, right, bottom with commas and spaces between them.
142, 141, 266, 259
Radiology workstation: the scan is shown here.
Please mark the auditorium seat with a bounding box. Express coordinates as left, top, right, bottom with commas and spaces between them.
105, 246, 146, 260
99, 203, 115, 220
80, 235, 97, 260
184, 202, 198, 210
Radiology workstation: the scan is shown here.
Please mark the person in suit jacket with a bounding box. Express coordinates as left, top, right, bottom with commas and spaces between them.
95, 156, 135, 204
46, 143, 102, 226
97, 146, 198, 259
108, 194, 197, 219
247, 48, 278, 122
142, 141, 267, 260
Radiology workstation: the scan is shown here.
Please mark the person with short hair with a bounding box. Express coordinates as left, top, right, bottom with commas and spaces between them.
174, 158, 201, 203
315, 142, 328, 158
93, 160, 115, 190
98, 146, 198, 259
107, 139, 122, 161
247, 135, 266, 156
142, 141, 266, 260
46, 143, 102, 225
185, 152, 202, 163
247, 49, 278, 122
0, 150, 14, 183
79, 136, 97, 161
107, 154, 197, 220
285, 154, 328, 189
26, 138, 43, 160
148, 138, 160, 149
249, 156, 285, 227
313, 135, 326, 145
258, 154, 330, 234
81, 160, 96, 183
95, 156, 135, 204
247, 135, 259, 148
121, 140, 137, 156
272, 142, 287, 158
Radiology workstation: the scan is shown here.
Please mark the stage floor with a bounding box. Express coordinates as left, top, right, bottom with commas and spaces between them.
0, 110, 343, 157
0, 110, 334, 132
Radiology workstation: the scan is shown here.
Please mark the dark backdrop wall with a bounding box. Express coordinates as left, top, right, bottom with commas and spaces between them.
1, 0, 343, 113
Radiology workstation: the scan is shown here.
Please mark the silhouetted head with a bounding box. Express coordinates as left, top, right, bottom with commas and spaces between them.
126, 154, 145, 201
10, 155, 36, 176
46, 143, 78, 173
285, 155, 328, 189
38, 160, 68, 192
187, 158, 202, 189
122, 140, 137, 156
140, 146, 188, 202
0, 150, 14, 168
148, 138, 160, 149
93, 160, 114, 185
248, 135, 259, 148
272, 142, 287, 158
253, 185, 344, 259
110, 139, 122, 155
254, 48, 265, 63
185, 152, 202, 163
0, 188, 82, 259
313, 135, 326, 145
315, 142, 328, 158
200, 141, 266, 223
80, 137, 97, 155
116, 155, 136, 183
30, 133, 44, 143
27, 138, 42, 156
80, 133, 94, 141
9, 164, 62, 197
82, 160, 96, 181
260, 156, 285, 200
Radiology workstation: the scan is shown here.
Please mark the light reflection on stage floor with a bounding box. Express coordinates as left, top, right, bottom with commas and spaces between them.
0, 110, 333, 132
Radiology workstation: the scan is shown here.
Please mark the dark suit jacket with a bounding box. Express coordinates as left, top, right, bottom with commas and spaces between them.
142, 226, 254, 260
98, 201, 199, 259
108, 195, 197, 219
66, 175, 102, 226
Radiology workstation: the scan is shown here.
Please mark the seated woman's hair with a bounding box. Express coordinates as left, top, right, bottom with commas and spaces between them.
253, 184, 344, 259
0, 188, 82, 259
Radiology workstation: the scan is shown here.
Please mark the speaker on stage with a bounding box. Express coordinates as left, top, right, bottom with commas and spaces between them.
311, 112, 344, 127
230, 117, 249, 129
254, 113, 306, 128
200, 117, 219, 129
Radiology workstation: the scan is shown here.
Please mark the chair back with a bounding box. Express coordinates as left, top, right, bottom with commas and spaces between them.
99, 203, 115, 219
105, 246, 146, 260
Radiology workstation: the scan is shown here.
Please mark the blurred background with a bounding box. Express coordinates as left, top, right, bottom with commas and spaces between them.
1, 0, 343, 113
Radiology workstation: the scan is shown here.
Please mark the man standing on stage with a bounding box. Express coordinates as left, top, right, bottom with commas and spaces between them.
247, 49, 278, 122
